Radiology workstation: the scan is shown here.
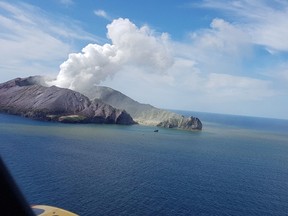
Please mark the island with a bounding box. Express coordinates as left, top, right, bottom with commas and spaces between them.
0, 76, 202, 130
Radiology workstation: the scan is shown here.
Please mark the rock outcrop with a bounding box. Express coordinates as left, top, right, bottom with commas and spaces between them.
0, 77, 135, 125
157, 116, 202, 130
81, 86, 202, 130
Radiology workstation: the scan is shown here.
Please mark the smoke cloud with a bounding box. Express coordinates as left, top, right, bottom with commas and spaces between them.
51, 18, 173, 91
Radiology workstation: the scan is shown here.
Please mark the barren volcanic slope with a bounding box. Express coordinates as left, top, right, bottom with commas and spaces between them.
82, 86, 202, 130
0, 76, 134, 125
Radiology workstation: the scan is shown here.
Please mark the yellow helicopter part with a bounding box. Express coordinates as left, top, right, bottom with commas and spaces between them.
32, 205, 78, 216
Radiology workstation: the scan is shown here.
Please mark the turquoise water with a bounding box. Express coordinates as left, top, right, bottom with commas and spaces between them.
0, 112, 288, 215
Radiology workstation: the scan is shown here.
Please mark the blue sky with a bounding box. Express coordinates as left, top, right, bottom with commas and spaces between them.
1, 0, 288, 119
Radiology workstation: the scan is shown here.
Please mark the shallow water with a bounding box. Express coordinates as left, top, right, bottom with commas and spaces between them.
0, 113, 288, 215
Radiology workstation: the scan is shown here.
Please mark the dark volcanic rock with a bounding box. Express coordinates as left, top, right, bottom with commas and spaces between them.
0, 77, 135, 125
79, 99, 134, 124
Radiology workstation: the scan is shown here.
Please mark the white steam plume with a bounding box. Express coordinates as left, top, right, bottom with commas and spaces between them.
51, 18, 173, 91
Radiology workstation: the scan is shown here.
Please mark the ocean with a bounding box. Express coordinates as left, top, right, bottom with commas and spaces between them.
0, 111, 288, 216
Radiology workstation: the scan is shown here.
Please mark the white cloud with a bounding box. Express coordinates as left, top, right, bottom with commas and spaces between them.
52, 18, 174, 92
204, 18, 249, 55
187, 17, 251, 75
107, 18, 173, 71
94, 9, 111, 20
197, 0, 288, 52
0, 1, 98, 80
204, 73, 276, 100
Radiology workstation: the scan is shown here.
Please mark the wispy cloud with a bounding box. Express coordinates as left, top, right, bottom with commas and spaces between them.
187, 17, 252, 73
94, 9, 111, 20
156, 0, 287, 105
204, 73, 276, 100
0, 1, 99, 80
195, 0, 288, 52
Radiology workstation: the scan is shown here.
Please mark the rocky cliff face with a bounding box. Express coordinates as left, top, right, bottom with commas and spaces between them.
81, 86, 202, 130
0, 77, 134, 125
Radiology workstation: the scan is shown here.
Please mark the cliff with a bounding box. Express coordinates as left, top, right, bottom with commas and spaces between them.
0, 77, 135, 125
81, 86, 202, 130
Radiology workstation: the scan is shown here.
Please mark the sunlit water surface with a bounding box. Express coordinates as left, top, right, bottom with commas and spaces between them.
0, 112, 288, 216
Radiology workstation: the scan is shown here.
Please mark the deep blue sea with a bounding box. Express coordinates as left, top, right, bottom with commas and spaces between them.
0, 111, 288, 216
